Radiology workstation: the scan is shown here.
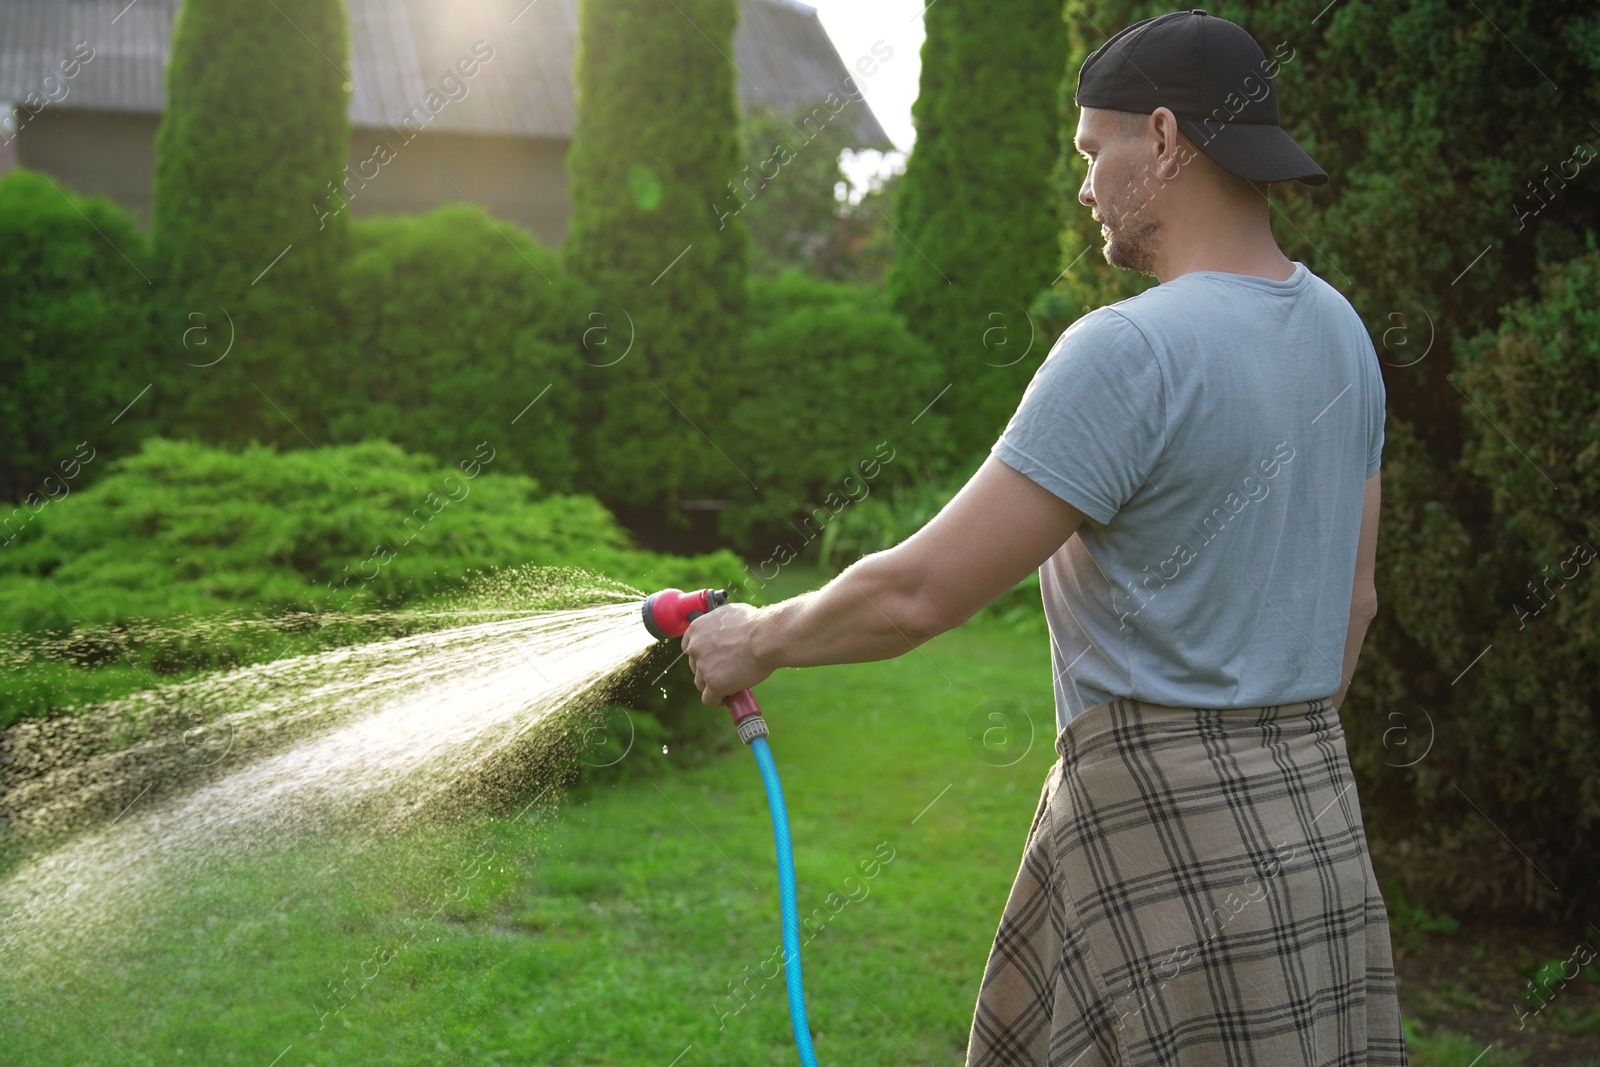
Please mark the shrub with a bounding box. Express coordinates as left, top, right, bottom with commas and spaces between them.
564, 0, 749, 509
888, 0, 1064, 463
720, 275, 945, 551
1448, 246, 1600, 910
150, 0, 350, 444
1347, 250, 1600, 916
334, 207, 593, 492
0, 170, 155, 505
0, 438, 741, 632
743, 268, 892, 329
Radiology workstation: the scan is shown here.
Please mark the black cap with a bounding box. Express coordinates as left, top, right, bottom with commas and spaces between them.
1075, 9, 1327, 187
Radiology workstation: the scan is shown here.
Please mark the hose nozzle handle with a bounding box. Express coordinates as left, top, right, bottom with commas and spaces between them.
641, 588, 767, 744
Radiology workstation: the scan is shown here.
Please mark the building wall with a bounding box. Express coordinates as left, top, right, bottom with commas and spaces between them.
13, 109, 161, 219
336, 125, 572, 246
14, 109, 574, 247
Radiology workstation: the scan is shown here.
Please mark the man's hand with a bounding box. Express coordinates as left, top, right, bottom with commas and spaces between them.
682, 602, 773, 706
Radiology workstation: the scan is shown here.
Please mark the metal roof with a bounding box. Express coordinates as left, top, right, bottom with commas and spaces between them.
0, 0, 890, 147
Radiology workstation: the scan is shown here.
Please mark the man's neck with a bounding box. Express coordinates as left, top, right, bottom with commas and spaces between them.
1152, 209, 1296, 283
1156, 248, 1297, 284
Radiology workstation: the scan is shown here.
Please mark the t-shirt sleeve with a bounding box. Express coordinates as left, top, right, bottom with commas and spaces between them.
991, 308, 1167, 525
1365, 338, 1386, 479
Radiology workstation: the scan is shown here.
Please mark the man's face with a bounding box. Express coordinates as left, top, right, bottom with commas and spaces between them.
1075, 108, 1163, 277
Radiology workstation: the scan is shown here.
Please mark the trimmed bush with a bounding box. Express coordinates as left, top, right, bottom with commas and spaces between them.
1441, 247, 1599, 911
334, 206, 593, 492
719, 274, 944, 553
150, 0, 351, 443
1347, 252, 1600, 914
0, 438, 741, 632
742, 268, 893, 328
888, 0, 1065, 462
0, 170, 154, 506
564, 0, 750, 510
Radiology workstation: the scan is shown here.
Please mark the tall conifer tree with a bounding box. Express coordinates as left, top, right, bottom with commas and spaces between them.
151, 0, 350, 442
565, 0, 749, 510
889, 0, 1065, 460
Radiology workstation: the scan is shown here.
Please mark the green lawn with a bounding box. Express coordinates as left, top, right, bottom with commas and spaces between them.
1, 617, 1058, 1066
0, 610, 1539, 1066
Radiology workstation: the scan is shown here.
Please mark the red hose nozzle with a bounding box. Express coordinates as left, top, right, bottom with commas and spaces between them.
640, 587, 764, 738
641, 588, 728, 640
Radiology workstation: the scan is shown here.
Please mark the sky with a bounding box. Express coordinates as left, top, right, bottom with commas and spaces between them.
800, 0, 928, 191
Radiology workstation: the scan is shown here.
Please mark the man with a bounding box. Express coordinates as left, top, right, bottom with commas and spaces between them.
684, 9, 1405, 1065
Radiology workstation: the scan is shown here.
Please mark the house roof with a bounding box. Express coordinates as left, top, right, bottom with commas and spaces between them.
0, 0, 890, 147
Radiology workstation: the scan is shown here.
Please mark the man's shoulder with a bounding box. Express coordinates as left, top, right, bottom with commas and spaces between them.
1102, 264, 1368, 335
1097, 276, 1228, 335
1054, 303, 1152, 353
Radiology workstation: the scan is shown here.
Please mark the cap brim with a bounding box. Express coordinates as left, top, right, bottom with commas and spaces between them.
1175, 115, 1329, 186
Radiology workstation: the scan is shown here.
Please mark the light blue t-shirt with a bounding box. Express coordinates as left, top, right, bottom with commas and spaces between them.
992, 262, 1385, 731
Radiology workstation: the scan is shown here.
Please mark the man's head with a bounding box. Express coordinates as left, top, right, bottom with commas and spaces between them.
1073, 105, 1266, 276
1072, 11, 1326, 278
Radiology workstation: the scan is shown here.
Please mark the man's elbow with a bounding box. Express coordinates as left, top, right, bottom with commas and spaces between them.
891, 590, 955, 648
1351, 585, 1379, 621
850, 550, 956, 648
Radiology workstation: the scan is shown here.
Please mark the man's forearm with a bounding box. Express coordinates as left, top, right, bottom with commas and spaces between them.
1334, 603, 1377, 711
752, 547, 947, 671
686, 456, 1083, 702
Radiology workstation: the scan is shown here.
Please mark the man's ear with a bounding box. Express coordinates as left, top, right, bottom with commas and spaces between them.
1153, 108, 1186, 181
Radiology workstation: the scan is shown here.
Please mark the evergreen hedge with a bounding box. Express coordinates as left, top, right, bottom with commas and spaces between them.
1401, 247, 1600, 913
888, 0, 1066, 462
150, 0, 352, 444
0, 171, 155, 507
564, 0, 749, 511
721, 274, 943, 551
335, 206, 594, 493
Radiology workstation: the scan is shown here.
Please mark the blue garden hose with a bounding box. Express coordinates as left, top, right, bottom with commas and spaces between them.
637, 589, 820, 1063
749, 734, 819, 1067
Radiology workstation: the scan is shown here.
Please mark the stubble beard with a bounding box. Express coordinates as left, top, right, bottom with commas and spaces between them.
1097, 172, 1162, 278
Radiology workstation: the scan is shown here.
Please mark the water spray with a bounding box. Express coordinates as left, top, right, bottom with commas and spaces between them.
641, 589, 819, 1067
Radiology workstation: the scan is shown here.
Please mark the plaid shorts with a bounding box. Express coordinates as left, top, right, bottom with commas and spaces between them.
965, 696, 1408, 1066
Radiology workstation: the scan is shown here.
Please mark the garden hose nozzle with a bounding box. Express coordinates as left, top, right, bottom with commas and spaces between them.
640, 587, 727, 640
641, 588, 767, 744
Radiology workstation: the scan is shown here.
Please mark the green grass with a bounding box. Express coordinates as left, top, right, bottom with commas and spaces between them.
0, 617, 1059, 1065
1401, 1020, 1529, 1067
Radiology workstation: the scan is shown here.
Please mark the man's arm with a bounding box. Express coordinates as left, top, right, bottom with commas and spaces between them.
682, 456, 1087, 705
1333, 470, 1381, 711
